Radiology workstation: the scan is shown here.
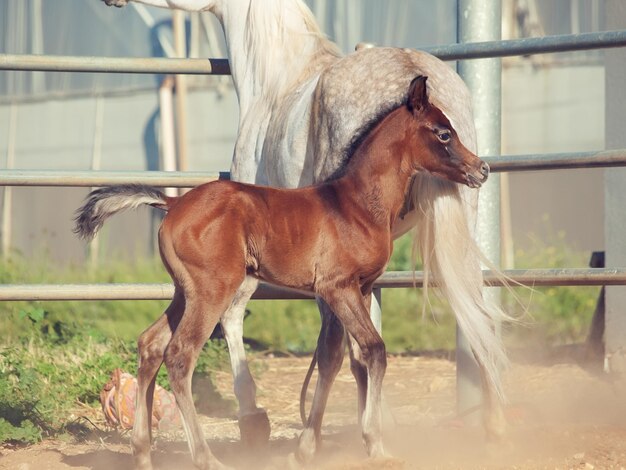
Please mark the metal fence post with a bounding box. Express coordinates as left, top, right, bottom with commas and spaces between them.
604, 0, 626, 377
456, 0, 502, 424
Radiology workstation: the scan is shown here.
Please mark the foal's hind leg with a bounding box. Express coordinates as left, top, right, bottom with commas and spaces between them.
132, 290, 184, 470
220, 275, 270, 446
295, 299, 345, 463
164, 274, 245, 470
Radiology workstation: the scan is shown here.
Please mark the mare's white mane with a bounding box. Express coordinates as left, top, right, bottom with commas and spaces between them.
240, 0, 340, 104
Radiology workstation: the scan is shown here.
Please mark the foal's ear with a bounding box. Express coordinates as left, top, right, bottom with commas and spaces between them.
407, 75, 429, 115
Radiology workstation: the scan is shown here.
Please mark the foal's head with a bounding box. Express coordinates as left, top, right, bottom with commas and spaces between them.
405, 76, 489, 188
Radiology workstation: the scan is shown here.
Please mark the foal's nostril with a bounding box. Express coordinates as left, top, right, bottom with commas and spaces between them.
480, 161, 490, 177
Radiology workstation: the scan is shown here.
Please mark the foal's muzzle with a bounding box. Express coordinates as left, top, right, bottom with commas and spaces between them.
479, 161, 490, 179
467, 161, 490, 188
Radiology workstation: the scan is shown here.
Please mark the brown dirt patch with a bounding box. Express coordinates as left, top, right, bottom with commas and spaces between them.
2, 354, 626, 469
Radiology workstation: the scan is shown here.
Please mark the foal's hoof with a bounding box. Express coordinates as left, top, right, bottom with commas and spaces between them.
365, 438, 386, 460
238, 408, 271, 447
133, 454, 154, 470
286, 452, 304, 470
367, 456, 405, 469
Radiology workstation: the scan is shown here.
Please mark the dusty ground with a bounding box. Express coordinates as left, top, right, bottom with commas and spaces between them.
2, 353, 626, 469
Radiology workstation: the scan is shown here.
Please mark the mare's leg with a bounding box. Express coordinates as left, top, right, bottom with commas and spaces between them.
132, 289, 184, 470
346, 291, 373, 425
295, 299, 345, 463
322, 287, 387, 459
165, 279, 244, 470
220, 275, 270, 446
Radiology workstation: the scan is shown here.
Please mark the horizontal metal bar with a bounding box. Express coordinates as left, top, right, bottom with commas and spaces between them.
0, 269, 622, 301
1, 30, 625, 76
0, 149, 623, 188
484, 149, 626, 172
423, 29, 626, 60
0, 282, 313, 301
378, 269, 626, 288
0, 54, 231, 75
0, 170, 227, 187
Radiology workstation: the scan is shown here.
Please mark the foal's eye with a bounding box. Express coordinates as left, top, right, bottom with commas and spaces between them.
437, 130, 451, 143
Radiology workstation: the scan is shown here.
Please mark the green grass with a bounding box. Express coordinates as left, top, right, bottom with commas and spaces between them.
503, 231, 600, 347
0, 312, 231, 444
0, 230, 601, 444
0, 252, 171, 342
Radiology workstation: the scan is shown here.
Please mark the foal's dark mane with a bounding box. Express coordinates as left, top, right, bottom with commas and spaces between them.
324, 98, 407, 182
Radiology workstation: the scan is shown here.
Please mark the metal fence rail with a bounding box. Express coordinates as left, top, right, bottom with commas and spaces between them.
0, 149, 624, 188
0, 54, 230, 75
0, 169, 226, 187
2, 268, 624, 302
1, 29, 626, 76
424, 29, 626, 60
485, 149, 626, 172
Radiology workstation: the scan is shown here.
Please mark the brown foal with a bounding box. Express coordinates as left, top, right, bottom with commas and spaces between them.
74, 76, 489, 470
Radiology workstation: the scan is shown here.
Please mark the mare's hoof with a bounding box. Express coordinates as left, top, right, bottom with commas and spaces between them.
102, 0, 128, 7
238, 408, 271, 447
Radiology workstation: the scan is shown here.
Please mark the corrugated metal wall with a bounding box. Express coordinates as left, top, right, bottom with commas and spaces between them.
0, 0, 611, 263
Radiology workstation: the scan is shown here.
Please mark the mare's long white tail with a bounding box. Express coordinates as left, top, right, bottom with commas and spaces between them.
412, 175, 509, 401
74, 184, 171, 241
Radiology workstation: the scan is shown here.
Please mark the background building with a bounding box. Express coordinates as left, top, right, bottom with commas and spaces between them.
0, 0, 609, 264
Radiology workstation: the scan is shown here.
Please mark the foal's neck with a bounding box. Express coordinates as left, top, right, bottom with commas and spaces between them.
333, 108, 416, 227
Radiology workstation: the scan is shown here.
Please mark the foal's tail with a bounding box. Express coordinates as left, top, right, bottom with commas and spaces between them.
74, 184, 172, 240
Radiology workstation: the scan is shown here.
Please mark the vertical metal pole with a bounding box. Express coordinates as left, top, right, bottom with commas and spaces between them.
604, 0, 626, 377
31, 0, 44, 94
159, 76, 178, 198
173, 11, 189, 178
456, 0, 502, 423
88, 96, 105, 267
2, 103, 17, 260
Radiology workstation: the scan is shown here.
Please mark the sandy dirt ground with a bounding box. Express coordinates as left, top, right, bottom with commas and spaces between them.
2, 353, 626, 470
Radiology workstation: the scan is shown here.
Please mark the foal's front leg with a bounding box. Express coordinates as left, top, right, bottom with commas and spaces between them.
320, 287, 387, 458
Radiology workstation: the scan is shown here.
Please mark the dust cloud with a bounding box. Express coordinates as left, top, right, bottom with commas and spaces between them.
2, 353, 626, 469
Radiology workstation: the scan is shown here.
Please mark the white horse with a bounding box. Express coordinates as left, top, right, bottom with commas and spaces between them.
101, 0, 507, 467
